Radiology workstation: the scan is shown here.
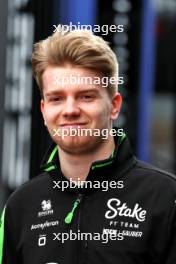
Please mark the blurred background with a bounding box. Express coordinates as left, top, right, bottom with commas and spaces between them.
0, 0, 175, 210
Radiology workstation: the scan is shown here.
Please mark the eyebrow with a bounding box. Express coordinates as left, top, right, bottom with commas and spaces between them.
44, 91, 63, 97
44, 88, 101, 97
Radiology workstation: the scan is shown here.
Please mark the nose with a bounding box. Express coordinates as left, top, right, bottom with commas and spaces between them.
62, 97, 80, 117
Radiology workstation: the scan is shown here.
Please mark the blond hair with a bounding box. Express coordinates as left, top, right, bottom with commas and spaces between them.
31, 26, 119, 97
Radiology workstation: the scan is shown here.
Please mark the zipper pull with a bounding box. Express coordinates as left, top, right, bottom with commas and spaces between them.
65, 195, 82, 224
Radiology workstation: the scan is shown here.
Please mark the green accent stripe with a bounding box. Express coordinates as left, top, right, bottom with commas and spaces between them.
91, 132, 126, 170
111, 148, 115, 158
118, 132, 126, 145
0, 207, 6, 264
44, 145, 58, 172
47, 145, 58, 163
45, 165, 56, 172
92, 160, 114, 170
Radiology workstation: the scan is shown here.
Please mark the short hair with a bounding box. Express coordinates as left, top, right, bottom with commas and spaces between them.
31, 26, 119, 97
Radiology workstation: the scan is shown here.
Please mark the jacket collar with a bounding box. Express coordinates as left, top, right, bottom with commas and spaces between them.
40, 128, 136, 192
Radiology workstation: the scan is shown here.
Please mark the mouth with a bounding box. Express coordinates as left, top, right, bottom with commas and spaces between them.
59, 123, 88, 128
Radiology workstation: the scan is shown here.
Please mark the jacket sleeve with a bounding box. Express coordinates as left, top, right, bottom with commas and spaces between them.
165, 203, 176, 263
0, 205, 21, 264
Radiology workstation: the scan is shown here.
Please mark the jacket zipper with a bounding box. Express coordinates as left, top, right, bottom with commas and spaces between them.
64, 193, 82, 224
64, 193, 84, 264
77, 193, 83, 264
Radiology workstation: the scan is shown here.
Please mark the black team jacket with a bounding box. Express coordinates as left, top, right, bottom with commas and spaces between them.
1, 131, 176, 264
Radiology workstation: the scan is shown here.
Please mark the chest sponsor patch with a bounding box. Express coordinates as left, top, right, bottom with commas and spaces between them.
105, 198, 147, 222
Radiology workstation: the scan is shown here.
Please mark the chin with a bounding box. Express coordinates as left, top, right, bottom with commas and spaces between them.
61, 135, 89, 146
56, 136, 102, 154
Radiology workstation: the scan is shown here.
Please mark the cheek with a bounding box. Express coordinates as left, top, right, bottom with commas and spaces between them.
100, 101, 112, 116
44, 107, 59, 124
91, 104, 111, 123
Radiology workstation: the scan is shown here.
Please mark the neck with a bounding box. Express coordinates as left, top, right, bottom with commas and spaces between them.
58, 136, 115, 182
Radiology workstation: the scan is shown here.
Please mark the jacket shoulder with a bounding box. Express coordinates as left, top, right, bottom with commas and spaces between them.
132, 159, 176, 190
6, 172, 51, 210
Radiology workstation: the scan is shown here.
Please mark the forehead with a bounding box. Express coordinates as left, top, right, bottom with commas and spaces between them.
42, 65, 104, 94
42, 65, 101, 79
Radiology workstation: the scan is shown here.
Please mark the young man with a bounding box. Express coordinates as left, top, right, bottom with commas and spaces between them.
0, 28, 176, 264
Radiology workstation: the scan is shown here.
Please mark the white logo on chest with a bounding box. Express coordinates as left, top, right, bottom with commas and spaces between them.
42, 200, 52, 211
38, 200, 54, 217
105, 198, 146, 222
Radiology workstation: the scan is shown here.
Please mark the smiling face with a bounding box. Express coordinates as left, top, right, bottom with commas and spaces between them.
41, 64, 122, 155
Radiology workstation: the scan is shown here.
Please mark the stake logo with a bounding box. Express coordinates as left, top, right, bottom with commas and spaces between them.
105, 198, 147, 222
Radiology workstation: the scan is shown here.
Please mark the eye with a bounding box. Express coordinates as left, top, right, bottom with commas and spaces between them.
79, 94, 95, 101
49, 96, 64, 102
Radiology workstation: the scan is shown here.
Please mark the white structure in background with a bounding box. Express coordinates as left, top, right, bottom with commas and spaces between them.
2, 0, 34, 189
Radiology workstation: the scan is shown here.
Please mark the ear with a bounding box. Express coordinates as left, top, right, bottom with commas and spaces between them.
110, 92, 122, 120
40, 99, 47, 126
